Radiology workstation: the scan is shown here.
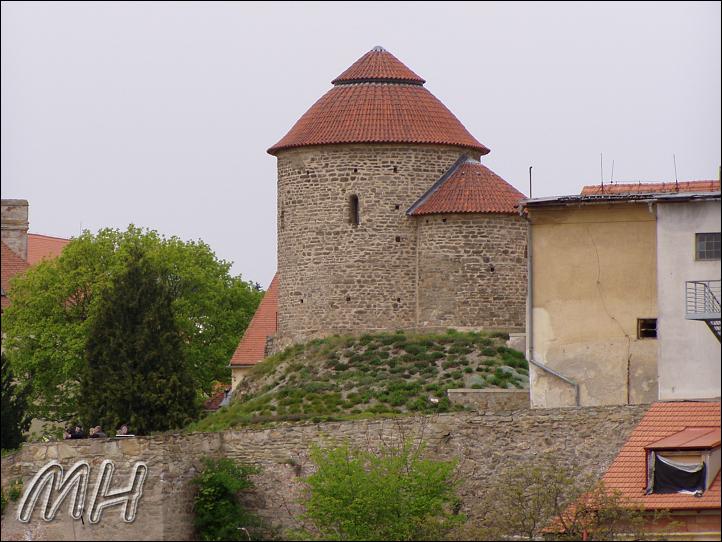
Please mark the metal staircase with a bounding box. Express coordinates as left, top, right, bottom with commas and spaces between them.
685, 280, 721, 342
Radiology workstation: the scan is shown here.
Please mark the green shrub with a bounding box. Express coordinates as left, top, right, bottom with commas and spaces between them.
0, 491, 6, 516
192, 458, 263, 541
481, 347, 497, 357
6, 479, 22, 502
402, 343, 426, 355
300, 442, 463, 541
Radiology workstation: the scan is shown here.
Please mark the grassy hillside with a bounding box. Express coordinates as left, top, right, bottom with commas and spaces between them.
188, 329, 528, 432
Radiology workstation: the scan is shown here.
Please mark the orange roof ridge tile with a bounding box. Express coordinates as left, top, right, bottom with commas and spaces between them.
229, 274, 279, 367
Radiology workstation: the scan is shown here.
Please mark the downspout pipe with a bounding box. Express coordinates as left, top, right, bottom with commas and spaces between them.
523, 202, 580, 407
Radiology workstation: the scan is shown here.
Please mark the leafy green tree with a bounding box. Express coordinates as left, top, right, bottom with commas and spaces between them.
80, 247, 198, 434
1, 352, 31, 450
299, 441, 463, 541
192, 457, 263, 541
2, 226, 262, 422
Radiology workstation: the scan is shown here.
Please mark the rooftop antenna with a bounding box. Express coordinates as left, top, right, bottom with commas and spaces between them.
529, 166, 533, 198
610, 160, 615, 183
673, 154, 679, 191
600, 153, 604, 192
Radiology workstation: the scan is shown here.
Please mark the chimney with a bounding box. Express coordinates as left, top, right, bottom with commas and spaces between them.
1, 199, 29, 261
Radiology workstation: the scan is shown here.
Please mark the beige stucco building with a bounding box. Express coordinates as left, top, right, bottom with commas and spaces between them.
523, 181, 721, 408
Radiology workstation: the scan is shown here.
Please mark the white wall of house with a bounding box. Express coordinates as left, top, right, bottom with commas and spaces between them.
657, 199, 721, 400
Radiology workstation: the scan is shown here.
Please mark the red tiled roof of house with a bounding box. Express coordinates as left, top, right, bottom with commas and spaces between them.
27, 233, 70, 265
602, 401, 721, 510
203, 382, 231, 411
332, 46, 425, 84
1, 241, 30, 309
581, 180, 720, 196
268, 47, 489, 156
408, 157, 526, 216
230, 274, 279, 367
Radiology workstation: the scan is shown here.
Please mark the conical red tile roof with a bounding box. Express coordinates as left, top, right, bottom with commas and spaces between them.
268, 47, 489, 155
332, 46, 425, 84
408, 157, 525, 215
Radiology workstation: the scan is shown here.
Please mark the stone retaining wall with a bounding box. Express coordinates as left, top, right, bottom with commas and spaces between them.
447, 388, 530, 411
1, 406, 647, 541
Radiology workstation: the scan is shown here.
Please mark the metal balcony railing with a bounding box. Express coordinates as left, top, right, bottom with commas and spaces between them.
685, 280, 721, 342
686, 280, 721, 319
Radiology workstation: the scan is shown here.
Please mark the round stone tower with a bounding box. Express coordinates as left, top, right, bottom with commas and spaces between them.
268, 47, 506, 347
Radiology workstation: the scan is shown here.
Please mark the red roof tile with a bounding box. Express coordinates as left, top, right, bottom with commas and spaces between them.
581, 180, 720, 195
408, 157, 526, 216
268, 48, 489, 155
332, 46, 425, 85
230, 274, 279, 366
647, 428, 721, 450
27, 233, 70, 265
203, 383, 231, 411
601, 401, 721, 511
1, 241, 30, 309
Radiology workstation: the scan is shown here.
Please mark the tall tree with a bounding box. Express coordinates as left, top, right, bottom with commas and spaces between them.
80, 247, 198, 434
2, 226, 262, 422
1, 352, 31, 450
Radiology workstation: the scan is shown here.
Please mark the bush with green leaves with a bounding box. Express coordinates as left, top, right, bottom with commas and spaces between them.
192, 458, 263, 541
2, 225, 261, 422
298, 442, 463, 541
7, 480, 23, 502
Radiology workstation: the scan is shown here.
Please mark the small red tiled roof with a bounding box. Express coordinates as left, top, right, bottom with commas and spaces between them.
581, 180, 720, 195
230, 274, 279, 367
203, 383, 231, 411
1, 241, 30, 309
602, 401, 721, 510
332, 46, 425, 85
268, 47, 489, 156
27, 233, 70, 265
408, 157, 526, 216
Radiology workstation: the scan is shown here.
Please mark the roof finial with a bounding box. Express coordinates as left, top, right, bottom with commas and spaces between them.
371, 45, 386, 52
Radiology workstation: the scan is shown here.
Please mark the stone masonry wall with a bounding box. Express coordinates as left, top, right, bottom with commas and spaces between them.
447, 388, 530, 411
275, 143, 530, 349
417, 213, 527, 330
1, 199, 29, 261
1, 406, 647, 541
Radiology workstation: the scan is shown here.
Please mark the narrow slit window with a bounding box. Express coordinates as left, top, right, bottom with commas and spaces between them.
349, 194, 360, 226
637, 318, 657, 339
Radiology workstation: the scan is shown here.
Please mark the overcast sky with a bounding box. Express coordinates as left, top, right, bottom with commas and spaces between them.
2, 1, 720, 287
